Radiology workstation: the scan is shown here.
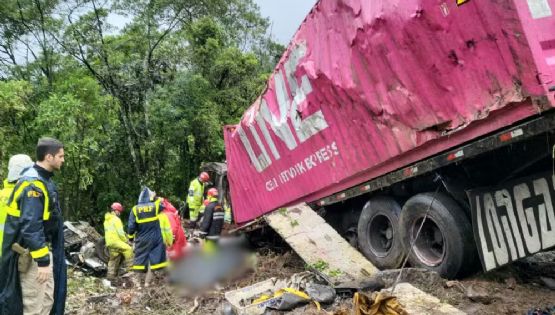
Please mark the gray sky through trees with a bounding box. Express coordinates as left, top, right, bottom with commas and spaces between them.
255, 0, 318, 44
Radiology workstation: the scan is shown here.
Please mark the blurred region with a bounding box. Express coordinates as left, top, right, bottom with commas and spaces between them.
168, 235, 252, 294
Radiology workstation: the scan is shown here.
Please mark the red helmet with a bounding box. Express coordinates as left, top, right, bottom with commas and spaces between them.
199, 172, 210, 182
207, 188, 218, 197
111, 202, 124, 213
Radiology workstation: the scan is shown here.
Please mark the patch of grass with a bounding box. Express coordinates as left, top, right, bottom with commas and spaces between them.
327, 269, 342, 277
307, 260, 329, 272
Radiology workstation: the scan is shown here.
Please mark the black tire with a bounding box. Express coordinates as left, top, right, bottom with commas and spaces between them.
357, 197, 405, 269
95, 238, 110, 263
399, 192, 476, 279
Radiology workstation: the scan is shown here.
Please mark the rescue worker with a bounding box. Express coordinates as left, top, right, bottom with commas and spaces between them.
103, 202, 133, 280
161, 198, 187, 261
0, 155, 34, 254
187, 171, 210, 227
199, 188, 225, 250
128, 188, 173, 288
0, 138, 67, 315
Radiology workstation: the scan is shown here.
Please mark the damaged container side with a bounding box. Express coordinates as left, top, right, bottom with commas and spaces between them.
224, 0, 555, 223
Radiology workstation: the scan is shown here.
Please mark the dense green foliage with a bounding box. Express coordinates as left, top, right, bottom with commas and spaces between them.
0, 0, 284, 225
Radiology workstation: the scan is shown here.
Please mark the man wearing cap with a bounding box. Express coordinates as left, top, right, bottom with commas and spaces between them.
103, 202, 133, 281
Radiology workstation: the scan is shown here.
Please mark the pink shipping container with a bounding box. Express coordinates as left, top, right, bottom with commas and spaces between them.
224, 0, 555, 224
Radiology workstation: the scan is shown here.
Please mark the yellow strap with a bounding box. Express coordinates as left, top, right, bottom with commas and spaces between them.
150, 261, 169, 270
132, 265, 146, 270
155, 198, 161, 215
30, 246, 49, 259
0, 212, 6, 258
32, 181, 50, 221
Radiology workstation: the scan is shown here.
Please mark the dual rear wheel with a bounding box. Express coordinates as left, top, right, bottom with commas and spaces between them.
356, 193, 477, 278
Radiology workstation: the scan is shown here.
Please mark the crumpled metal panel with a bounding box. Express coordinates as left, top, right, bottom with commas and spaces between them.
225, 0, 555, 223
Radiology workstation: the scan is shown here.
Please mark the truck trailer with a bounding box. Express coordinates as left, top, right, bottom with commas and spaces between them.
224, 0, 555, 278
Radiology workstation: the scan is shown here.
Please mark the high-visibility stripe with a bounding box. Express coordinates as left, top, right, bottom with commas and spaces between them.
136, 216, 159, 223
150, 261, 169, 270
9, 180, 50, 220
30, 246, 49, 259
5, 206, 21, 217
132, 265, 146, 270
133, 199, 162, 224
128, 234, 135, 239
0, 219, 4, 258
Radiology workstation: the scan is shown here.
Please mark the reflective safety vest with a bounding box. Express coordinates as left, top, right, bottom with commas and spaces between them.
103, 212, 127, 247
0, 180, 16, 258
128, 199, 173, 246
158, 213, 173, 247
5, 179, 50, 220
187, 178, 205, 210
0, 179, 51, 260
132, 198, 161, 224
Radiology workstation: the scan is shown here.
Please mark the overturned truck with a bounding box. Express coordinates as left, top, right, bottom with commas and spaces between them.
224, 0, 555, 278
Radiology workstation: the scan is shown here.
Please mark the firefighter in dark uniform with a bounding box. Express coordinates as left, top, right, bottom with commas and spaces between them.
199, 188, 224, 251
128, 187, 172, 288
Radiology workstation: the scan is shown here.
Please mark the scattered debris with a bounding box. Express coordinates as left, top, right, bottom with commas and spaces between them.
334, 278, 386, 298
101, 279, 113, 289
305, 283, 336, 304
389, 283, 465, 315
225, 277, 282, 315
255, 287, 313, 311
86, 294, 114, 304
352, 291, 407, 315
465, 284, 495, 305
64, 221, 107, 273
540, 277, 555, 291
187, 297, 200, 314
505, 277, 517, 290
526, 306, 555, 315
64, 221, 555, 315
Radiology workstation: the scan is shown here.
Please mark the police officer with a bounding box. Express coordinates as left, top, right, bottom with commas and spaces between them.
0, 138, 67, 315
128, 188, 173, 288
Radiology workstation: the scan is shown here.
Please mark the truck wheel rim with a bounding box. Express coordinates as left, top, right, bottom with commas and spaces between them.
411, 217, 445, 267
368, 214, 394, 258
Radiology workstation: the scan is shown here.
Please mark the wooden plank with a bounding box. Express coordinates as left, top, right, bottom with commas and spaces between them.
266, 203, 379, 283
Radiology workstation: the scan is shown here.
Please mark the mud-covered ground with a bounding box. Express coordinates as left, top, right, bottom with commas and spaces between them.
66, 247, 555, 315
